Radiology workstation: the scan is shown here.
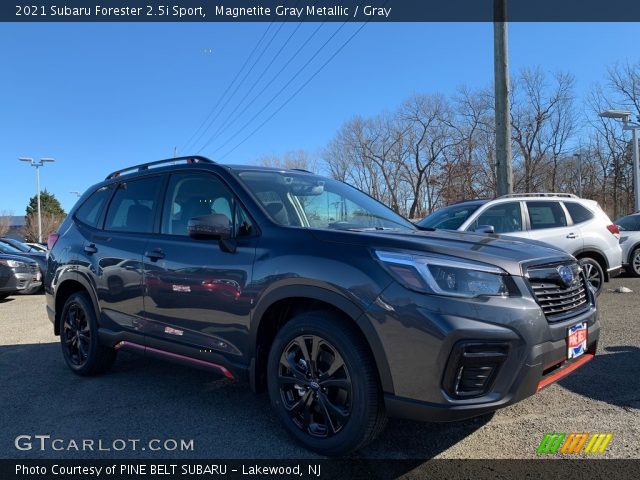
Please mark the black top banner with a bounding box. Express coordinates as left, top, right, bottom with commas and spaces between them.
5, 0, 640, 23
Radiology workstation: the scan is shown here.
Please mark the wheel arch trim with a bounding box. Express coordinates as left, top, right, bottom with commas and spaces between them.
53, 271, 101, 334
249, 283, 394, 394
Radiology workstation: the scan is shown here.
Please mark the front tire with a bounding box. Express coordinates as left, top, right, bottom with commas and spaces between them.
267, 311, 386, 456
629, 248, 640, 278
60, 292, 117, 376
579, 257, 605, 296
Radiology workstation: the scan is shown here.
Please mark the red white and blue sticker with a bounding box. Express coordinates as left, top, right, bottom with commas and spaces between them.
567, 322, 588, 359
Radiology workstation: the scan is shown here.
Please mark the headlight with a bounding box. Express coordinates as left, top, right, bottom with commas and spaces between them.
375, 250, 511, 298
0, 259, 26, 268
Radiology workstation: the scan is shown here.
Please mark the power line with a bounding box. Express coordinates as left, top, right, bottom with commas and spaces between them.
179, 23, 274, 154
202, 0, 321, 148
189, 22, 287, 153
200, 22, 349, 156
203, 22, 306, 150
217, 22, 369, 162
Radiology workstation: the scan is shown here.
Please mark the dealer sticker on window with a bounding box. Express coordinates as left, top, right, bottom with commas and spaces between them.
567, 322, 587, 359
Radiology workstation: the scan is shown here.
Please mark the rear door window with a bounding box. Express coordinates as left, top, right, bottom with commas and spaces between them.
526, 201, 568, 230
104, 176, 164, 233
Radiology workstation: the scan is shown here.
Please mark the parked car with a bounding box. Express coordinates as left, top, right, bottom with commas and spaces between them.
0, 254, 41, 300
46, 157, 600, 456
26, 242, 48, 252
1, 237, 42, 253
615, 212, 640, 277
417, 193, 622, 295
0, 242, 46, 293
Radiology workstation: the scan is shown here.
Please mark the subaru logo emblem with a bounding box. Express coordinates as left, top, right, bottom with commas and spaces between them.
557, 265, 574, 287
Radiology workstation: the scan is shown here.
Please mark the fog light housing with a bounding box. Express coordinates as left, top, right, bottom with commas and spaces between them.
442, 342, 509, 398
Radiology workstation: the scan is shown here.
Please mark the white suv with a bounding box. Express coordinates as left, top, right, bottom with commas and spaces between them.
418, 193, 623, 295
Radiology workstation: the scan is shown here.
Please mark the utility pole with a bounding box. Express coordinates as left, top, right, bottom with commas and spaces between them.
494, 0, 513, 196
18, 157, 56, 243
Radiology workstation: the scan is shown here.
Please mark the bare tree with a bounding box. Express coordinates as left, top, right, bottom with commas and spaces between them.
24, 213, 63, 243
255, 149, 319, 172
510, 68, 576, 193
0, 211, 12, 237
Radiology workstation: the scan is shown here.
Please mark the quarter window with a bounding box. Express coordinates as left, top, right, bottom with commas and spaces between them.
104, 176, 163, 233
564, 202, 594, 224
75, 186, 113, 228
526, 201, 568, 230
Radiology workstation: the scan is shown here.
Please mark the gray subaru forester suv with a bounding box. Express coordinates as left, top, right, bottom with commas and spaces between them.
46, 157, 599, 456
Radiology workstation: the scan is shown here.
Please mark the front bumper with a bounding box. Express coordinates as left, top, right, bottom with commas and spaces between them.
13, 272, 41, 292
368, 280, 599, 422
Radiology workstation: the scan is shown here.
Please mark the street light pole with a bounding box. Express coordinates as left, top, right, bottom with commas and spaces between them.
630, 126, 640, 212
598, 110, 640, 213
18, 157, 56, 243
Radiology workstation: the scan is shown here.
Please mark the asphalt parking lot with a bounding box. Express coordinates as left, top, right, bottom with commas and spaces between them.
0, 279, 639, 462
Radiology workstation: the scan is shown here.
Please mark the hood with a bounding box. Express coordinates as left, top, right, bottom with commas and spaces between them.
310, 228, 572, 277
9, 251, 47, 270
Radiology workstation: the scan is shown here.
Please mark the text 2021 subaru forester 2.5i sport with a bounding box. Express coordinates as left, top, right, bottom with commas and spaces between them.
46, 157, 599, 456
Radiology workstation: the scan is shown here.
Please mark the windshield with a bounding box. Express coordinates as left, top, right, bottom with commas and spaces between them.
616, 214, 640, 231
236, 170, 415, 231
417, 203, 483, 230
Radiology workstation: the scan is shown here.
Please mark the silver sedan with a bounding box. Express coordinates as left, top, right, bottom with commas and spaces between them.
617, 213, 640, 277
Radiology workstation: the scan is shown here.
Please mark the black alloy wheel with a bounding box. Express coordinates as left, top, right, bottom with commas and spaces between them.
59, 292, 117, 375
62, 301, 91, 367
278, 334, 352, 438
268, 311, 386, 456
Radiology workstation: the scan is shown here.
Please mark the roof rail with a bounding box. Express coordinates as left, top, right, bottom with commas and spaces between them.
499, 192, 578, 199
105, 156, 215, 180
289, 168, 313, 174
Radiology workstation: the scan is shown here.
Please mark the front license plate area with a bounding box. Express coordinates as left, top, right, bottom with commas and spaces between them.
567, 322, 587, 359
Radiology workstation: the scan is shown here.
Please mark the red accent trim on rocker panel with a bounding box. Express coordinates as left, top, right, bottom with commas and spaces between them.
114, 341, 234, 379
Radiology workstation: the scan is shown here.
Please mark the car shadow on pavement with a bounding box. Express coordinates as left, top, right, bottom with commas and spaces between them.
0, 342, 486, 467
559, 345, 640, 410
0, 297, 15, 304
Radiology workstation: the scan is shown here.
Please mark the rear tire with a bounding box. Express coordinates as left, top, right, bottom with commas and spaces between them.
579, 257, 605, 296
629, 248, 640, 278
60, 292, 117, 376
267, 311, 386, 456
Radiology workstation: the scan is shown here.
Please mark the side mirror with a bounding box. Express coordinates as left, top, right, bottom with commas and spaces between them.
474, 224, 495, 234
188, 214, 232, 240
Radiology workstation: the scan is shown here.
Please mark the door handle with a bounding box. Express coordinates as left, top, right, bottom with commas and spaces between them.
566, 233, 578, 239
84, 243, 97, 254
145, 248, 165, 261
